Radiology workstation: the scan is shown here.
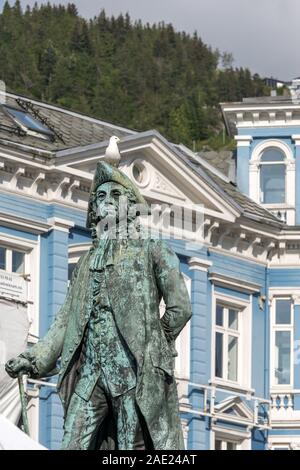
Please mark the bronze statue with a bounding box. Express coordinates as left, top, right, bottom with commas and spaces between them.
6, 161, 192, 450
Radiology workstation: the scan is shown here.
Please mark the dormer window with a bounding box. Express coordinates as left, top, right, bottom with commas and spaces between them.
2, 105, 55, 140
249, 140, 295, 224
260, 148, 286, 204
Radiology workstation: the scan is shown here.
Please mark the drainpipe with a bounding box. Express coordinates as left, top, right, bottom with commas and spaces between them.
264, 262, 271, 445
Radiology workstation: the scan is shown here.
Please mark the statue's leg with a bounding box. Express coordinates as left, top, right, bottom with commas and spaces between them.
61, 380, 109, 450
112, 388, 153, 450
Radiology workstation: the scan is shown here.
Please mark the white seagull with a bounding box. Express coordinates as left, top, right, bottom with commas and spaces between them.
104, 135, 121, 167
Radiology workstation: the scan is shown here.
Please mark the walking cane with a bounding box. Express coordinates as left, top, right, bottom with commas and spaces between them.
17, 372, 30, 436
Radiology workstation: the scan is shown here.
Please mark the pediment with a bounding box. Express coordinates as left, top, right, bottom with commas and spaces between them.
214, 396, 253, 421
55, 134, 239, 222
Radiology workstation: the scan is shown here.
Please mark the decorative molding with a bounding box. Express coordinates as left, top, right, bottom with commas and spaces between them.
211, 423, 251, 441
222, 103, 300, 132
269, 288, 300, 297
292, 134, 300, 145
209, 272, 261, 294
129, 158, 151, 189
47, 217, 74, 233
52, 175, 70, 199
68, 243, 91, 264
234, 135, 253, 147
188, 257, 212, 272
30, 172, 45, 194
67, 179, 80, 201
152, 170, 185, 200
292, 295, 300, 306
206, 221, 219, 244
10, 166, 25, 190
0, 212, 50, 234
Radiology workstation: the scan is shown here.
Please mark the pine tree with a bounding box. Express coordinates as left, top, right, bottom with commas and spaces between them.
0, 4, 269, 148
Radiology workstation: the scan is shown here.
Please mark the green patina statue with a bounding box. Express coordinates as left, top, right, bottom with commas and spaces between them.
5, 161, 192, 450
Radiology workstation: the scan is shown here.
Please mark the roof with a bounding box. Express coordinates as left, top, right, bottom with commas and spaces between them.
174, 142, 282, 226
70, 129, 282, 227
0, 93, 283, 227
0, 92, 134, 153
197, 149, 236, 180
221, 95, 293, 107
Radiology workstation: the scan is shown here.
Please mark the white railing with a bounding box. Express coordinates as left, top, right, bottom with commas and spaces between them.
271, 393, 293, 411
270, 392, 297, 420
182, 382, 271, 430
268, 207, 295, 225
270, 209, 287, 223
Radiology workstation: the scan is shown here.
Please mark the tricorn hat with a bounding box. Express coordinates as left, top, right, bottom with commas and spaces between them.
86, 161, 148, 228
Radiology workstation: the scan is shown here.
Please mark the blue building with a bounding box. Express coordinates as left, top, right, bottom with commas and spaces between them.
0, 90, 300, 450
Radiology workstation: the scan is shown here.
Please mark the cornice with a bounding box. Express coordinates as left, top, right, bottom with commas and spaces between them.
208, 272, 261, 294
0, 212, 51, 234
188, 257, 212, 272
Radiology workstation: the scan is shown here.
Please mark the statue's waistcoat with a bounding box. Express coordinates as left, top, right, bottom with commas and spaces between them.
74, 269, 136, 401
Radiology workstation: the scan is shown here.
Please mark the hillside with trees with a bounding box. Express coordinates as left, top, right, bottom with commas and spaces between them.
0, 1, 270, 150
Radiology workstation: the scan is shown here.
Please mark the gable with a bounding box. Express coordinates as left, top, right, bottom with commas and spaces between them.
56, 135, 240, 223
214, 396, 254, 421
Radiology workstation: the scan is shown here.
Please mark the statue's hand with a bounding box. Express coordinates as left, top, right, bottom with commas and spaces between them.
5, 357, 34, 379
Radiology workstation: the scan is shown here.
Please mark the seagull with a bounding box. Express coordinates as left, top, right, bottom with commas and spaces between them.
104, 135, 121, 167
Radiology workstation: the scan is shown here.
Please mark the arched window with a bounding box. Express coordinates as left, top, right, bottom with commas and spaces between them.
259, 148, 286, 204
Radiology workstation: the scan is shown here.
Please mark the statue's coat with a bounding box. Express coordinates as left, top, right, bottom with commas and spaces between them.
24, 238, 192, 450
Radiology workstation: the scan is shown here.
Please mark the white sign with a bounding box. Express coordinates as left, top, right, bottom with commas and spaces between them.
0, 272, 27, 303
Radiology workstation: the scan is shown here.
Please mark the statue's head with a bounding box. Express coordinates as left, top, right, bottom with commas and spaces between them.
87, 161, 148, 241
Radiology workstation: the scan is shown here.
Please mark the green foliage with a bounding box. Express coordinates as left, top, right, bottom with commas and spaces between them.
0, 2, 270, 149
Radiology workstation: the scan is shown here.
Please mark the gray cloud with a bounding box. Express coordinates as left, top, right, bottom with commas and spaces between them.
13, 0, 300, 80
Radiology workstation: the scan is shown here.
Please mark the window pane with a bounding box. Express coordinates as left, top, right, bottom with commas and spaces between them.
275, 331, 291, 385
216, 305, 223, 326
261, 149, 285, 162
12, 250, 25, 273
260, 164, 285, 204
0, 247, 6, 270
215, 332, 223, 378
228, 309, 238, 330
227, 442, 237, 450
4, 106, 54, 136
228, 335, 238, 381
68, 263, 76, 281
215, 440, 222, 450
276, 299, 291, 325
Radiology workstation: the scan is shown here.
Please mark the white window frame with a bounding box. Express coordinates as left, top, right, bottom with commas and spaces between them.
268, 436, 300, 450
215, 438, 238, 450
249, 140, 295, 224
212, 426, 251, 450
215, 304, 240, 382
211, 290, 252, 390
0, 232, 40, 441
0, 245, 26, 274
175, 273, 191, 380
68, 243, 91, 285
270, 296, 294, 390
259, 150, 286, 205
0, 233, 40, 341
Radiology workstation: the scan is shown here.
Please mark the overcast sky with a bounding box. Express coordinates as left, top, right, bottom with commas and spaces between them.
2, 0, 298, 80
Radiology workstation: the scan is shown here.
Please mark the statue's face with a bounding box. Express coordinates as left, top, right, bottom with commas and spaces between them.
95, 181, 127, 222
